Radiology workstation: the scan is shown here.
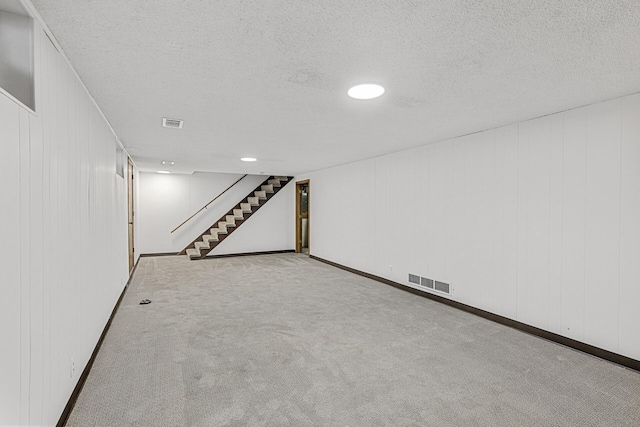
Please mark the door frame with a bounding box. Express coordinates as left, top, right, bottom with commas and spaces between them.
127, 158, 135, 272
295, 179, 309, 254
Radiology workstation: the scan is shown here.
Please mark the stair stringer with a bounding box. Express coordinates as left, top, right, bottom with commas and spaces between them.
179, 176, 293, 259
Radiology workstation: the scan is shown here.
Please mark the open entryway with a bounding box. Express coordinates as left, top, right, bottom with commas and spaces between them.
295, 180, 309, 254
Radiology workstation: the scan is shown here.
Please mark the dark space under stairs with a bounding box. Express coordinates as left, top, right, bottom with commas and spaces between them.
180, 176, 293, 260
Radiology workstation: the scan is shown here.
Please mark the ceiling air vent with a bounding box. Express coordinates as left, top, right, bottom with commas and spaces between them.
162, 118, 183, 129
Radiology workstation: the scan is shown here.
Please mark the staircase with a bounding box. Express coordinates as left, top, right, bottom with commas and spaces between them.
180, 176, 293, 259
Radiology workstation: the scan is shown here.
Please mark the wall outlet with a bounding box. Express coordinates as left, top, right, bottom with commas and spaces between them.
70, 355, 75, 378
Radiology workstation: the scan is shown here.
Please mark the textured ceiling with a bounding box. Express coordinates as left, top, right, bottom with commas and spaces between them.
31, 0, 640, 175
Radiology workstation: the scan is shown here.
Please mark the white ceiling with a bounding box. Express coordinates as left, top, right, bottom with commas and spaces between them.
31, 0, 640, 175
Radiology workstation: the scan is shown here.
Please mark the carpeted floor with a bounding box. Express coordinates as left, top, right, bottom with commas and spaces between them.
67, 253, 640, 426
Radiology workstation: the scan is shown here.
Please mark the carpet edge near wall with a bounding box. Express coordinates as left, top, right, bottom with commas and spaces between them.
309, 254, 640, 373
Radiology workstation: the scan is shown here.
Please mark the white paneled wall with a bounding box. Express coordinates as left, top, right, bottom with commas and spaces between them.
304, 93, 640, 361
0, 20, 129, 426
137, 172, 294, 255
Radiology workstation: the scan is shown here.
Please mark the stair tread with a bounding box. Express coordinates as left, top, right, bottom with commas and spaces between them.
183, 175, 293, 258
186, 249, 200, 258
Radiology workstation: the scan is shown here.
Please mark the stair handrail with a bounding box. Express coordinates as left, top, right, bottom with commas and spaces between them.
171, 174, 248, 233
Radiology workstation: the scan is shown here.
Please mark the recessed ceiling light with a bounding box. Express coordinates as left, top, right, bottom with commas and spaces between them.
241, 157, 257, 162
157, 170, 171, 174
347, 83, 385, 100
161, 160, 175, 165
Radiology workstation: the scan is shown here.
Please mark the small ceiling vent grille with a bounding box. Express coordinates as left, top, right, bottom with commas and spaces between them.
162, 118, 183, 129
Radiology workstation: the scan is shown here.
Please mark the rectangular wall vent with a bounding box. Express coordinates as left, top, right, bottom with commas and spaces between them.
408, 274, 420, 285
420, 277, 434, 289
434, 281, 450, 294
162, 117, 183, 129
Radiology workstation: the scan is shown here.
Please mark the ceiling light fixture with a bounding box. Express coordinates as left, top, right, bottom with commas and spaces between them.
347, 83, 385, 100
161, 160, 175, 165
241, 157, 257, 162
157, 170, 171, 174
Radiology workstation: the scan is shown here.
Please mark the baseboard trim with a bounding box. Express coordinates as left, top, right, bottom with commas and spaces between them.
309, 255, 640, 373
202, 249, 295, 259
139, 249, 296, 259
56, 258, 140, 427
140, 252, 178, 257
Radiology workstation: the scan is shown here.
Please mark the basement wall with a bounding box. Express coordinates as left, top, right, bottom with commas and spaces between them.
0, 16, 130, 427
301, 93, 640, 362
137, 172, 295, 255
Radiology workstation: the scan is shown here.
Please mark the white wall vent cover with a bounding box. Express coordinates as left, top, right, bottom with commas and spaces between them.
409, 273, 450, 295
162, 118, 183, 129
434, 281, 450, 294
420, 277, 434, 289
408, 274, 420, 285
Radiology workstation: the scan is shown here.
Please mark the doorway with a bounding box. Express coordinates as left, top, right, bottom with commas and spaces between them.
127, 158, 135, 271
296, 180, 309, 254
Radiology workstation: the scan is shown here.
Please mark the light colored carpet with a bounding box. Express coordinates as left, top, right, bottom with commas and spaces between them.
67, 253, 640, 426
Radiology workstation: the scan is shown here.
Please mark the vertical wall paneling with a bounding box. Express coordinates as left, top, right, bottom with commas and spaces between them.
69, 76, 80, 392
373, 156, 389, 279
456, 135, 474, 304
500, 125, 519, 319
306, 93, 640, 361
19, 102, 31, 426
1, 21, 130, 424
362, 160, 376, 273
515, 123, 529, 320
382, 152, 398, 283
0, 89, 22, 427
548, 114, 564, 334
493, 129, 505, 314
619, 93, 640, 360
584, 100, 621, 351
27, 24, 44, 427
560, 107, 587, 341
479, 130, 496, 311
428, 142, 448, 286
446, 138, 464, 298
43, 33, 57, 421
447, 136, 468, 300
28, 65, 45, 427
524, 117, 551, 330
